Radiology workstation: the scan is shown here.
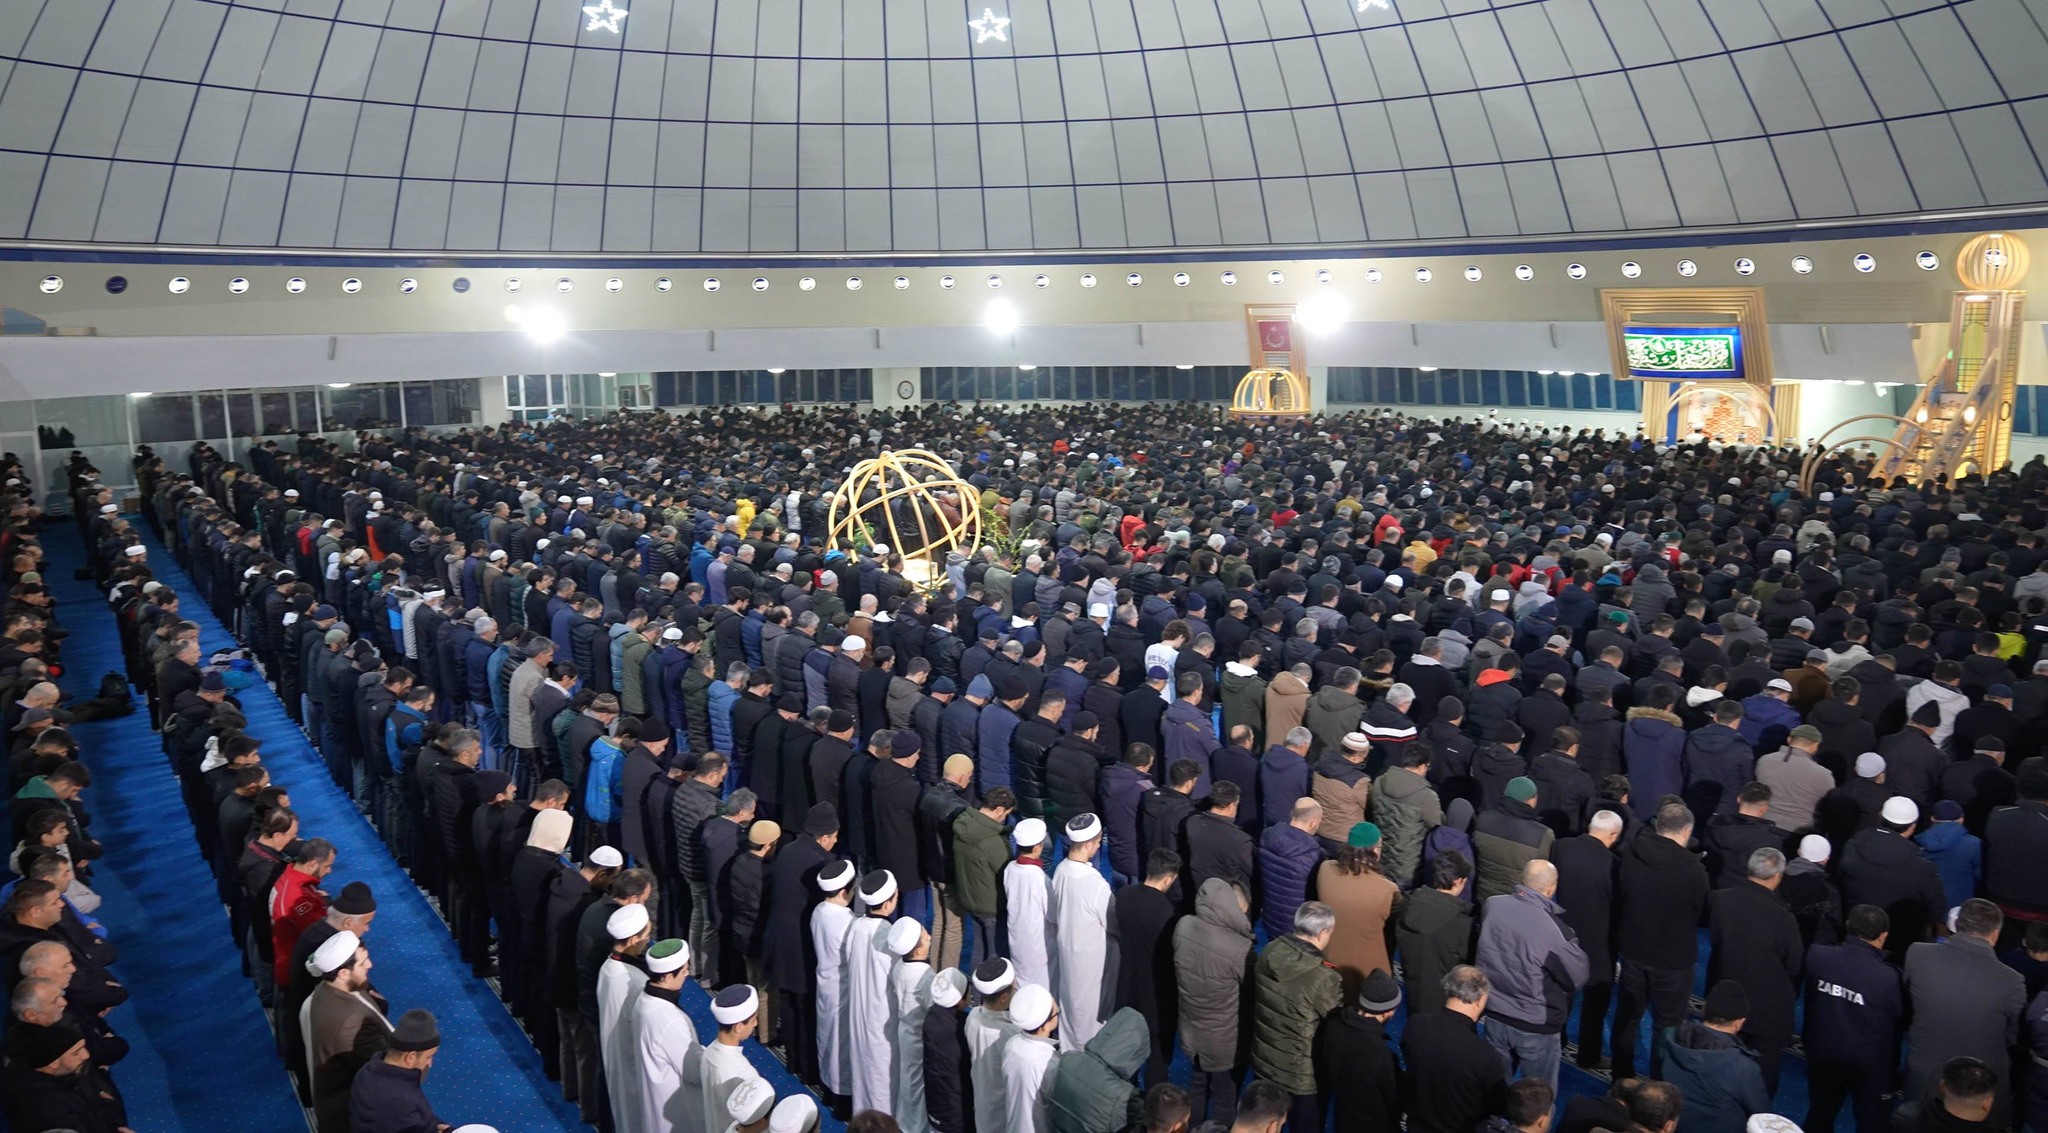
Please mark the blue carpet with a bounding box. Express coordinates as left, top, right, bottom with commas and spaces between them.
102, 519, 842, 1132
41, 524, 305, 1133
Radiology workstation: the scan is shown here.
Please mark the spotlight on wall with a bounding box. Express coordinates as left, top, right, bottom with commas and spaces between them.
327, 382, 354, 388
128, 391, 153, 398
984, 299, 1020, 336
1294, 293, 1349, 336
506, 305, 567, 344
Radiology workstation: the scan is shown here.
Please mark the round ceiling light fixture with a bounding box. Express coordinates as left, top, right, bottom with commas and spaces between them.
1464, 266, 1482, 281
1126, 272, 1143, 286
1173, 272, 1189, 287
1080, 274, 1097, 288
1734, 257, 1756, 275
606, 277, 624, 292
752, 277, 769, 291
1677, 259, 1698, 277
286, 277, 306, 294
986, 274, 1002, 289
1414, 267, 1432, 283
1034, 274, 1049, 288
1220, 271, 1237, 285
168, 277, 191, 294
845, 276, 862, 291
940, 275, 957, 289
655, 277, 673, 292
894, 276, 910, 290
703, 277, 720, 292
1621, 262, 1642, 278
1316, 268, 1333, 284
1514, 265, 1533, 281
230, 277, 252, 294
39, 275, 62, 294
1854, 254, 1875, 273
556, 278, 574, 292
1566, 263, 1587, 280
1365, 269, 1382, 284
341, 278, 362, 293
1268, 270, 1284, 285
396, 278, 417, 293
1916, 250, 1940, 270
1792, 255, 1815, 274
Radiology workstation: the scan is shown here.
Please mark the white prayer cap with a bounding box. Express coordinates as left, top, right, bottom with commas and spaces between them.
307, 930, 361, 976
1010, 983, 1056, 1031
1013, 818, 1048, 848
929, 967, 969, 1009
970, 958, 1016, 995
819, 571, 838, 586
142, 581, 163, 594
1819, 492, 1836, 503
1798, 835, 1831, 864
1881, 797, 1919, 826
284, 490, 299, 498
644, 938, 690, 974
1489, 589, 1511, 602
816, 859, 856, 893
527, 809, 573, 853
369, 491, 383, 500
605, 902, 650, 940
577, 496, 594, 507
859, 869, 898, 907
871, 544, 889, 555
769, 1094, 820, 1133
488, 549, 507, 561
99, 503, 117, 514
887, 916, 925, 957
451, 1127, 501, 1133
126, 545, 146, 557
1385, 576, 1404, 590
1765, 678, 1793, 692
727, 1078, 775, 1124
711, 984, 760, 1025
842, 635, 866, 652
1747, 1117, 1802, 1133
1089, 604, 1111, 618
1066, 813, 1103, 843
1594, 532, 1613, 545
1855, 752, 1885, 779
559, 495, 574, 504
661, 626, 685, 642
537, 539, 551, 551
589, 845, 624, 869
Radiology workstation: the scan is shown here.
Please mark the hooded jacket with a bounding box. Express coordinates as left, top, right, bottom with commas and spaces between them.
1465, 669, 1523, 743
1620, 707, 1685, 821
1264, 670, 1311, 741
1173, 878, 1255, 1071
1655, 1021, 1770, 1133
1310, 754, 1371, 846
1045, 1008, 1150, 1133
949, 806, 1009, 918
1395, 886, 1474, 1015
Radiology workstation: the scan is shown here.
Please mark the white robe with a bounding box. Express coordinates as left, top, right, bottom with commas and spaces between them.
891, 961, 935, 1133
844, 914, 899, 1112
966, 1006, 1015, 1133
998, 1030, 1061, 1133
598, 958, 651, 1133
810, 901, 855, 1095
627, 988, 705, 1133
1050, 858, 1112, 1052
699, 1039, 762, 1133
1002, 860, 1053, 988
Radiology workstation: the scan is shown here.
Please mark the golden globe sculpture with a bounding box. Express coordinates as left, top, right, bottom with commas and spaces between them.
1230, 367, 1311, 419
825, 448, 984, 589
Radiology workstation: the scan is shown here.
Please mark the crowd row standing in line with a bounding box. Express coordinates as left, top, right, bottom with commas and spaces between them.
34, 396, 2048, 1133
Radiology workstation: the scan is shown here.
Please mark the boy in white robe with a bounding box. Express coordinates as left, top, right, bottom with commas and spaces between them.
624, 939, 702, 1133
843, 869, 901, 1113
998, 982, 1062, 1133
1002, 818, 1054, 987
886, 917, 935, 1133
700, 984, 766, 1133
598, 903, 653, 1133
724, 1077, 775, 1133
808, 858, 858, 1105
966, 958, 1019, 1133
1050, 813, 1113, 1052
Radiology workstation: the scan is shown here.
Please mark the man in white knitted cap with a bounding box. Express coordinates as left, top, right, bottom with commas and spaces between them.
1051, 813, 1113, 1051
999, 983, 1061, 1133
809, 858, 858, 1106
599, 902, 653, 1132
623, 938, 698, 1133
1003, 817, 1053, 987
701, 984, 765, 1133
887, 916, 935, 1133
966, 958, 1020, 1132
844, 869, 902, 1111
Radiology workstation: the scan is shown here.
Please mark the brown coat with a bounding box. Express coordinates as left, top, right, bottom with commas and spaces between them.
1315, 862, 1403, 1001
305, 981, 391, 1133
1265, 671, 1311, 743
1312, 761, 1372, 845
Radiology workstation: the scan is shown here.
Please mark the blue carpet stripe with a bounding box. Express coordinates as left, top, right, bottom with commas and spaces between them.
113, 518, 842, 1132
43, 525, 306, 1133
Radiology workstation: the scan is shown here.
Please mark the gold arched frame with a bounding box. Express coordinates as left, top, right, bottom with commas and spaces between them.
1798, 435, 1912, 493
1798, 413, 1918, 492
1665, 381, 1777, 444
825, 448, 983, 587
1230, 367, 1311, 418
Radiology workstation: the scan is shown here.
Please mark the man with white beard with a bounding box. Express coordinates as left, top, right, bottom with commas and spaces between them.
966, 958, 1020, 1133
1050, 813, 1113, 1052
843, 869, 901, 1112
623, 939, 700, 1133
886, 916, 935, 1133
808, 858, 857, 1107
999, 982, 1062, 1133
1003, 818, 1053, 987
598, 903, 652, 1132
700, 985, 765, 1133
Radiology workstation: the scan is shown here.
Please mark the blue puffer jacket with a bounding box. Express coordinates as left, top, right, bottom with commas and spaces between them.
1621, 707, 1686, 820
1258, 823, 1325, 940
1683, 724, 1755, 818
1735, 692, 1802, 753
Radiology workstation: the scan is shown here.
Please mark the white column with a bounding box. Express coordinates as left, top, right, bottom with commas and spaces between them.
1304, 365, 1329, 414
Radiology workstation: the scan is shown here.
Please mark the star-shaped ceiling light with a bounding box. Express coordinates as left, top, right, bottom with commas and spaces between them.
583, 0, 629, 33
970, 7, 1011, 43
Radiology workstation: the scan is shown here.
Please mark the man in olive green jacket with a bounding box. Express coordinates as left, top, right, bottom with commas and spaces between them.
1251, 900, 1345, 1132
951, 785, 1016, 969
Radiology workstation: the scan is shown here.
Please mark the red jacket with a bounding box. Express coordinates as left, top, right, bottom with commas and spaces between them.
270, 865, 328, 985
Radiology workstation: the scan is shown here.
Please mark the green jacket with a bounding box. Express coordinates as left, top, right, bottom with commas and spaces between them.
1219, 664, 1269, 751
1369, 765, 1443, 888
620, 636, 654, 715
1250, 933, 1343, 1094
951, 807, 1009, 917
1047, 1008, 1150, 1133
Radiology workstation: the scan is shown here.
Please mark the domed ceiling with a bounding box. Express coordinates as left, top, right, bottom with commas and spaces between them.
0, 0, 2044, 255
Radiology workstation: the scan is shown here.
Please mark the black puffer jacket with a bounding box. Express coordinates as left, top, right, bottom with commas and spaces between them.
1011, 716, 1062, 819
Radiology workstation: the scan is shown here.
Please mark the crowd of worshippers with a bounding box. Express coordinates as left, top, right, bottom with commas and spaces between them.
86, 398, 2048, 1133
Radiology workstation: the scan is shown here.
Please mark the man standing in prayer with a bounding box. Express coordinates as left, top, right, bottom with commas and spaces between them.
623, 938, 700, 1133
599, 902, 653, 1132
888, 916, 936, 1133
844, 869, 902, 1112
810, 858, 858, 1108
1004, 817, 1054, 987
1000, 982, 1063, 1133
304, 930, 388, 1133
1052, 813, 1114, 1052
701, 984, 767, 1133
968, 958, 1020, 1133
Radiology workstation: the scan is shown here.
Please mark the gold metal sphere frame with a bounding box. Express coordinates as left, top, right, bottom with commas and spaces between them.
826, 448, 984, 587
1230, 367, 1312, 418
